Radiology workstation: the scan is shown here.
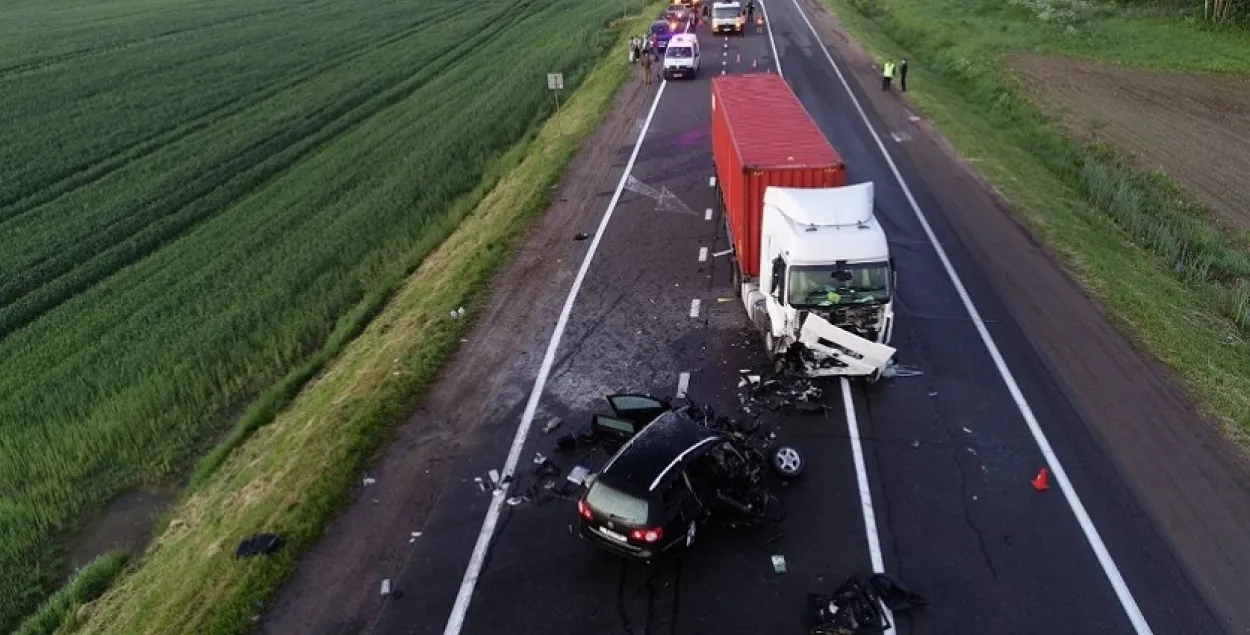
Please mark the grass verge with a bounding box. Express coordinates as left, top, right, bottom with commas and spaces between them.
42, 8, 660, 635
819, 0, 1250, 440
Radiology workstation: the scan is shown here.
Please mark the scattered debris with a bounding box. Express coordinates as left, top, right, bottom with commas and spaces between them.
567, 465, 590, 486
881, 359, 923, 378
235, 533, 284, 559
809, 573, 927, 635
533, 452, 547, 465
910, 440, 920, 448
506, 496, 526, 506
409, 531, 422, 543
542, 416, 563, 434
449, 307, 465, 318
573, 232, 589, 240
771, 554, 788, 573
380, 579, 392, 596
362, 477, 377, 486
712, 248, 733, 258
554, 434, 577, 452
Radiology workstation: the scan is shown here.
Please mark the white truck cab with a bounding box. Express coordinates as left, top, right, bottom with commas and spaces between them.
662, 33, 701, 80
744, 182, 896, 378
711, 1, 744, 34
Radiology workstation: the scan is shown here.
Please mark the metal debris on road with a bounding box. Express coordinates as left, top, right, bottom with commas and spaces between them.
809, 573, 927, 634
881, 359, 923, 378
567, 464, 591, 486
771, 554, 788, 573
542, 416, 563, 434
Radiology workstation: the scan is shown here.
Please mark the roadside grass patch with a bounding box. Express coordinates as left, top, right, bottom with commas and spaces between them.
44, 7, 661, 635
0, 0, 648, 629
820, 0, 1250, 439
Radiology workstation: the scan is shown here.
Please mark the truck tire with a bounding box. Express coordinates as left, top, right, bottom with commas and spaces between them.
731, 259, 742, 298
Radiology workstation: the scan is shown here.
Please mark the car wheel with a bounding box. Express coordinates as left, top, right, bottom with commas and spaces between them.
772, 445, 805, 478
685, 519, 698, 548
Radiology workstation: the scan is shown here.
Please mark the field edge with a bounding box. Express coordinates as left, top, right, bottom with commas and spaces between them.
28, 9, 659, 635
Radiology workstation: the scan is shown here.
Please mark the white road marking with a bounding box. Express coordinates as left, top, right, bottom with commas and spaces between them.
709, 176, 717, 187
441, 79, 671, 635
840, 378, 896, 635
689, 298, 701, 318
698, 246, 708, 262
758, 0, 784, 80
676, 372, 691, 398
705, 207, 713, 220
789, 2, 1153, 633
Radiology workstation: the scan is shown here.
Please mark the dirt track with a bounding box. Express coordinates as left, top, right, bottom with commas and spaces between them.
1010, 52, 1250, 230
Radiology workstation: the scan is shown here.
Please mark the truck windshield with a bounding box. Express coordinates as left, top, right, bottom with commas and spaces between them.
666, 46, 693, 58
713, 6, 740, 18
787, 262, 892, 307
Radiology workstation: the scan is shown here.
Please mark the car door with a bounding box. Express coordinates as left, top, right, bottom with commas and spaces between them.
592, 394, 670, 450
662, 472, 702, 545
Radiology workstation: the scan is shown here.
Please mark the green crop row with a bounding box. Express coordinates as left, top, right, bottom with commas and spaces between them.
0, 0, 637, 629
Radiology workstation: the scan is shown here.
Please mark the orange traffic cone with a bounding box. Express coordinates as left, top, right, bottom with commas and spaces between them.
1031, 467, 1050, 491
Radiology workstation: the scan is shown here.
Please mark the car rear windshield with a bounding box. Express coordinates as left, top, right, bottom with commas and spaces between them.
585, 481, 649, 524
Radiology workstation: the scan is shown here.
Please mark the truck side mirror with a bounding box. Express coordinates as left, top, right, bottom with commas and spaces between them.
770, 256, 785, 299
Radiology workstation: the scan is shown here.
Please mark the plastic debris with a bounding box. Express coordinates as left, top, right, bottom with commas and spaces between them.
380, 579, 392, 596
567, 465, 590, 486
809, 573, 927, 634
542, 417, 563, 434
235, 533, 284, 559
409, 531, 422, 543
881, 359, 923, 378
771, 554, 788, 573
573, 232, 589, 240
533, 452, 547, 465
362, 477, 377, 486
450, 307, 466, 318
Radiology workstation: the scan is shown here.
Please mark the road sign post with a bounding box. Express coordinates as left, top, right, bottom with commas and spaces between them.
547, 72, 564, 114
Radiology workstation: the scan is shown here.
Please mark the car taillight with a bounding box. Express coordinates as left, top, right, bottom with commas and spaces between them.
630, 527, 663, 543
577, 499, 593, 520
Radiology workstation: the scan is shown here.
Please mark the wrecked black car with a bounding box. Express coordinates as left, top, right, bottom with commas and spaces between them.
576, 394, 803, 561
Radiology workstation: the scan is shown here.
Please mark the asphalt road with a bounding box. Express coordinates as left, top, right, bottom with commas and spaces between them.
360, 3, 1224, 635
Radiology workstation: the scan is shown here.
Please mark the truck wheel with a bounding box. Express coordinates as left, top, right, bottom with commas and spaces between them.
763, 331, 776, 359
731, 259, 742, 298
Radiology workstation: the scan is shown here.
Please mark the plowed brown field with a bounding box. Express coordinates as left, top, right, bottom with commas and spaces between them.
1009, 53, 1250, 230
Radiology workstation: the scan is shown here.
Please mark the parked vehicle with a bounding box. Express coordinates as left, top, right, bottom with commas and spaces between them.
576, 394, 802, 561
710, 73, 897, 380
711, 1, 745, 34
649, 18, 680, 52
662, 33, 701, 79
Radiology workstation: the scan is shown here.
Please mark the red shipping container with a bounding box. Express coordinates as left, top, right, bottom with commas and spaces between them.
710, 73, 846, 278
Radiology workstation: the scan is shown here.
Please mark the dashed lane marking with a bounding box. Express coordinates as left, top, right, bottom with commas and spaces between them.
698, 246, 708, 262
689, 298, 701, 318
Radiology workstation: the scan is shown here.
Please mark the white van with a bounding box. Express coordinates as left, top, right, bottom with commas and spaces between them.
711, 1, 744, 34
662, 33, 701, 80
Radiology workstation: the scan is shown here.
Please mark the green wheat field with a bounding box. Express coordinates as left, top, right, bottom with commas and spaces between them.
0, 0, 625, 629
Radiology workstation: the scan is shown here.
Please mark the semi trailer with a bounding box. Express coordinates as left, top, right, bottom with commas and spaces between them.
710, 73, 897, 380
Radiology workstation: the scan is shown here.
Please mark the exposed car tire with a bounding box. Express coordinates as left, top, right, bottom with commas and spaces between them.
772, 445, 805, 478
685, 519, 698, 548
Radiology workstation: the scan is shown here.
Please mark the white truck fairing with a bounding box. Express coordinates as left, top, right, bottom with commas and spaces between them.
744, 181, 897, 379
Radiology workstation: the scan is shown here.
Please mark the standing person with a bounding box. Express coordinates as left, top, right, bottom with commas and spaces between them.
629, 36, 637, 63
642, 48, 654, 85
755, 12, 764, 34
882, 59, 895, 90
746, 0, 755, 23
899, 58, 909, 92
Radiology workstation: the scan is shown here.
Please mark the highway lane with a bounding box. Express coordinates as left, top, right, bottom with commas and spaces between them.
364, 5, 1224, 635
766, 0, 1223, 633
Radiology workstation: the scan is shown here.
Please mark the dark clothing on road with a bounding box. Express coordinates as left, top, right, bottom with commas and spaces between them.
899, 60, 909, 91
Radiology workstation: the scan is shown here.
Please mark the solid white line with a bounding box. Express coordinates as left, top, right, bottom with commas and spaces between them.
698, 246, 708, 262
709, 176, 716, 187
705, 207, 713, 220
689, 298, 701, 318
840, 378, 895, 635
676, 372, 691, 398
789, 2, 1152, 633
441, 79, 670, 635
757, 0, 784, 80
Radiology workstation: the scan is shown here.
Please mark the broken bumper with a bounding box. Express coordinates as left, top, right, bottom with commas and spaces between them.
795, 314, 895, 378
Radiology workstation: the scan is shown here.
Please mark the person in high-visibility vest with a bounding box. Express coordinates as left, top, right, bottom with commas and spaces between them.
882, 60, 896, 90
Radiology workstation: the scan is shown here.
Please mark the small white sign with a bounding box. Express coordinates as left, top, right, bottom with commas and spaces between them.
547, 72, 564, 90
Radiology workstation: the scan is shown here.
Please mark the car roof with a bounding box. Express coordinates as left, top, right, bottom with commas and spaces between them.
669, 34, 696, 45
600, 409, 723, 493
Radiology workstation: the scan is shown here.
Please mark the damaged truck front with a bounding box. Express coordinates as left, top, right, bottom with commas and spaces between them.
711, 73, 896, 380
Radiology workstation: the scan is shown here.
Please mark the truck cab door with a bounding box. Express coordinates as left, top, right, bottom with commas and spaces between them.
764, 255, 789, 339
